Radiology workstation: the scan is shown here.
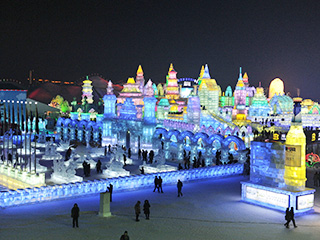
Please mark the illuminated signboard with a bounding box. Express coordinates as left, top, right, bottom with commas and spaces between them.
297, 194, 314, 210
184, 81, 191, 87
245, 186, 289, 208
285, 145, 301, 167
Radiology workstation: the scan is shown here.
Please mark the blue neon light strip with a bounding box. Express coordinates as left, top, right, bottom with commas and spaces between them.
0, 164, 243, 208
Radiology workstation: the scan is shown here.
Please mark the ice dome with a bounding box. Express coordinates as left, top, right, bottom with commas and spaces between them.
269, 78, 284, 99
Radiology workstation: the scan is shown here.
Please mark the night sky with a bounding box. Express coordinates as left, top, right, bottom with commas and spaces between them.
1, 1, 320, 100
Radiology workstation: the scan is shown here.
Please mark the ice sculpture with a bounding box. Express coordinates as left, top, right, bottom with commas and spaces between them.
103, 157, 130, 178
139, 149, 177, 173
56, 140, 72, 152
51, 157, 83, 184
42, 139, 62, 160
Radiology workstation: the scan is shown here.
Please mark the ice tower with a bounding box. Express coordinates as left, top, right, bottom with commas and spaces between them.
136, 65, 145, 94
103, 81, 117, 119
102, 81, 117, 146
82, 76, 93, 104
165, 64, 179, 100
143, 80, 157, 124
284, 97, 306, 190
198, 64, 220, 113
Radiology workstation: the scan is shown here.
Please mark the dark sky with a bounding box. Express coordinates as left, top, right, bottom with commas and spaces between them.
1, 0, 320, 100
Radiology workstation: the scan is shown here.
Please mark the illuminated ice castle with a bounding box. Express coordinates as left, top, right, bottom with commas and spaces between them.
56, 63, 320, 158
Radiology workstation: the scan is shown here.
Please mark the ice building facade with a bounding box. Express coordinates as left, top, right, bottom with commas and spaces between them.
55, 63, 320, 158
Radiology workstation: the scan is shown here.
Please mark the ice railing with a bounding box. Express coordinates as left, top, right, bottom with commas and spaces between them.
0, 163, 243, 208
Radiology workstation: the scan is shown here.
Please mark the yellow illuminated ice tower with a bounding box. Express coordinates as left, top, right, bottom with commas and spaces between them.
284, 97, 306, 191
82, 76, 94, 104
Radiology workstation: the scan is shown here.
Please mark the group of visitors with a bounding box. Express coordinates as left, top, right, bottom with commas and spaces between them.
284, 207, 297, 228
138, 149, 154, 163
134, 199, 151, 221
153, 176, 164, 193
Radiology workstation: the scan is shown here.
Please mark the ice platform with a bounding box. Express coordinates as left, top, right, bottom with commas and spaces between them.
241, 181, 315, 214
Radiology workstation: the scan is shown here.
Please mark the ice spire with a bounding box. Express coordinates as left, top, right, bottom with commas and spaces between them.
238, 67, 243, 80
106, 80, 114, 95
137, 65, 144, 76
202, 64, 211, 79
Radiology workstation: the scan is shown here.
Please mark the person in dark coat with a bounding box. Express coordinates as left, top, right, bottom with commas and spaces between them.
123, 154, 127, 166
284, 208, 290, 228
153, 176, 159, 192
71, 203, 80, 228
158, 176, 164, 193
96, 159, 102, 173
140, 166, 145, 174
120, 231, 130, 240
149, 150, 154, 164
134, 201, 141, 221
177, 179, 183, 197
128, 148, 131, 158
107, 183, 113, 202
82, 161, 87, 176
143, 199, 151, 220
290, 207, 297, 228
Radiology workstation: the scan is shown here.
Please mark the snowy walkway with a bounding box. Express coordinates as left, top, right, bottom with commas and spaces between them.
1, 175, 320, 240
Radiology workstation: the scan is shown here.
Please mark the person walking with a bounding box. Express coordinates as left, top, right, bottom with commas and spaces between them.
96, 159, 102, 174
134, 201, 141, 222
177, 179, 183, 197
71, 203, 80, 228
284, 208, 290, 228
158, 176, 164, 193
143, 199, 151, 220
290, 207, 297, 228
153, 176, 159, 192
120, 231, 130, 240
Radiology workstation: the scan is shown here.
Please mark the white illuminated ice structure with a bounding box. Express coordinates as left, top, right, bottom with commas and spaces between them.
139, 150, 177, 173
37, 140, 63, 160
109, 150, 133, 165
103, 159, 130, 178
30, 141, 47, 148
0, 163, 243, 207
56, 140, 73, 152
50, 158, 83, 184
0, 164, 46, 190
16, 147, 42, 156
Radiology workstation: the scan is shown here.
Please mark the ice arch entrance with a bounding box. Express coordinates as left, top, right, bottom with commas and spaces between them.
153, 128, 246, 164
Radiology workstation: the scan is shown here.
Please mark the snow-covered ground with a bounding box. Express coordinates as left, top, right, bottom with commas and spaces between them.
1, 174, 320, 240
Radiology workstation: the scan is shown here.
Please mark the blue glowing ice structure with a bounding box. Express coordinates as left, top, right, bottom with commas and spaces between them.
241, 141, 315, 213
103, 94, 117, 119
187, 96, 201, 124
250, 141, 285, 188
119, 98, 137, 120
143, 96, 157, 124
141, 125, 156, 152
0, 163, 243, 207
241, 182, 315, 214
